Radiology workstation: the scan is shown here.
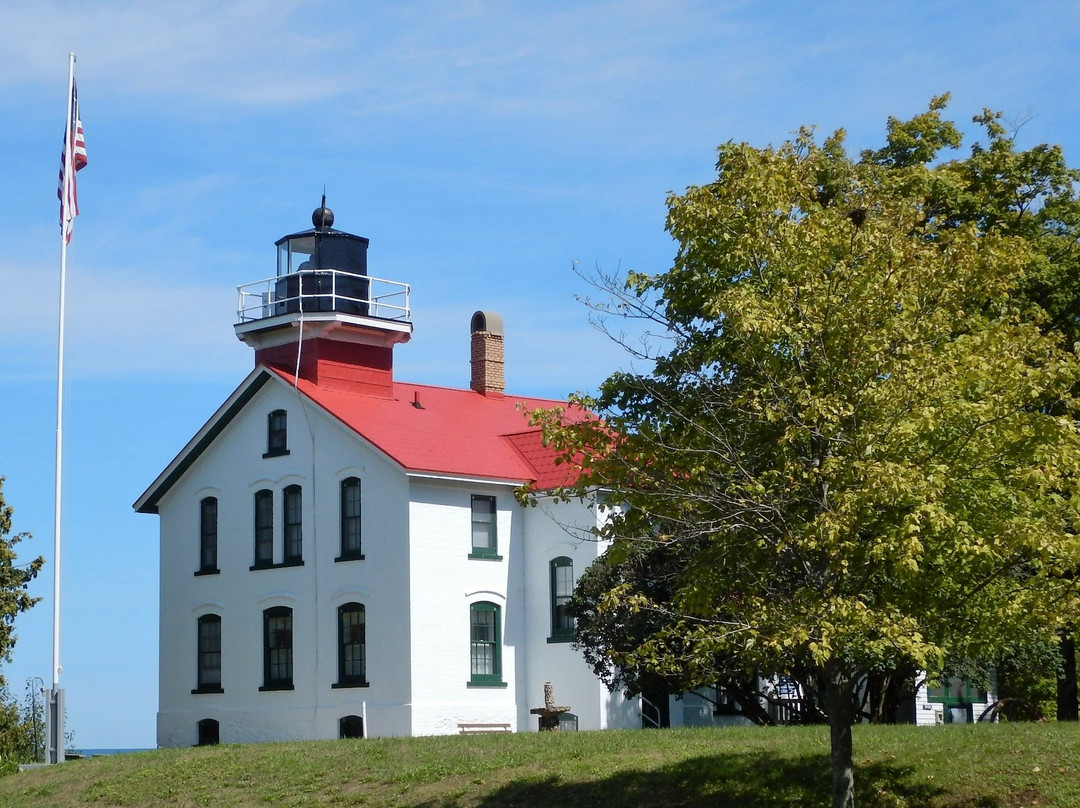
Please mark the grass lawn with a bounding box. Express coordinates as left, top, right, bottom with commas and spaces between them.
2, 722, 1079, 807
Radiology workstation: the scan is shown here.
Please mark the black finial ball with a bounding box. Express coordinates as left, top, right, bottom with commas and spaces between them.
313, 205, 335, 230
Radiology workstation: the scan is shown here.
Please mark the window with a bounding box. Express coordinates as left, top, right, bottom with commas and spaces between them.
338, 477, 363, 560
558, 712, 578, 731
336, 603, 367, 687
197, 718, 220, 746
469, 602, 504, 686
261, 607, 293, 690
713, 684, 742, 716
197, 497, 218, 575
549, 556, 574, 642
265, 409, 289, 457
926, 676, 987, 706
253, 489, 274, 567
283, 485, 303, 564
194, 614, 223, 693
339, 715, 364, 739
927, 675, 988, 723
469, 495, 499, 559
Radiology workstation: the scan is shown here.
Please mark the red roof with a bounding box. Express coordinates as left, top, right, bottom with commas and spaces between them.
268, 366, 585, 484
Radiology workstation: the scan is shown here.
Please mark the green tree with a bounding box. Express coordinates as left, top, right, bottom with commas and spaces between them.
568, 517, 919, 726
863, 103, 1080, 720
527, 102, 1080, 808
568, 533, 785, 727
0, 478, 44, 770
0, 681, 43, 773
0, 478, 43, 682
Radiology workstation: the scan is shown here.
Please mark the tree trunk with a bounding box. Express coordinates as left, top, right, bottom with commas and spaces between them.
824, 662, 856, 808
1058, 634, 1078, 722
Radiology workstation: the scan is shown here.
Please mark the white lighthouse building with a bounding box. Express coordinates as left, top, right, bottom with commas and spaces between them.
134, 203, 639, 746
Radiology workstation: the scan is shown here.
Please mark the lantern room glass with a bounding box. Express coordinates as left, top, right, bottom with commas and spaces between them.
277, 236, 316, 277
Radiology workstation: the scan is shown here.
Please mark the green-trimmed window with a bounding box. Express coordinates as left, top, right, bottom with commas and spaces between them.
338, 477, 363, 560
926, 676, 987, 706
283, 485, 303, 564
469, 495, 499, 559
197, 497, 218, 574
469, 601, 504, 686
337, 603, 367, 687
253, 489, 274, 567
194, 614, 222, 693
261, 606, 293, 690
549, 556, 574, 641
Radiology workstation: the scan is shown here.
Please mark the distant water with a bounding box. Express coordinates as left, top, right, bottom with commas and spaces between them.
73, 749, 154, 757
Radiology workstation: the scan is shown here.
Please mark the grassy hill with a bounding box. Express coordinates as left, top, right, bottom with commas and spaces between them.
2, 723, 1079, 807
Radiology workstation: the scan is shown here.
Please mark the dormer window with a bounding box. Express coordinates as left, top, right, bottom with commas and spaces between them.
265, 409, 289, 458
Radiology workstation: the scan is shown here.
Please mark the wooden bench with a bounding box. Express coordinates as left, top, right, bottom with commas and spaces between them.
458, 722, 512, 734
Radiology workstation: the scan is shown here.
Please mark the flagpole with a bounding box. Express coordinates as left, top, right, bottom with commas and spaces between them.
48, 50, 76, 765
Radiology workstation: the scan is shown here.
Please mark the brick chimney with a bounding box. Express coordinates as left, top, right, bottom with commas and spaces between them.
470, 311, 505, 396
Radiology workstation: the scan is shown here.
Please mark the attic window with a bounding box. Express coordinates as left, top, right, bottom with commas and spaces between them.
468, 495, 501, 560
265, 409, 289, 457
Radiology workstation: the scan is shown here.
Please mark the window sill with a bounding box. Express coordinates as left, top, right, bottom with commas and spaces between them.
258, 684, 295, 692
250, 560, 305, 571
194, 568, 220, 577
546, 635, 573, 644
335, 553, 365, 563
191, 686, 224, 695
332, 681, 370, 689
467, 680, 508, 689
262, 449, 291, 459
468, 552, 503, 561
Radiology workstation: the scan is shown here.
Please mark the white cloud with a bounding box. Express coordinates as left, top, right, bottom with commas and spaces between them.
0, 0, 340, 104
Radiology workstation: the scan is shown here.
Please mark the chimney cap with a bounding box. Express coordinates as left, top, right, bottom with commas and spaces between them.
470, 310, 503, 336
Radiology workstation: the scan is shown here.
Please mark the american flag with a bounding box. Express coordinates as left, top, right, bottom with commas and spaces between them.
58, 79, 87, 243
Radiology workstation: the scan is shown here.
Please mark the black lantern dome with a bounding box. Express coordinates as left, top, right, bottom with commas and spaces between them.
273, 198, 370, 316
312, 203, 334, 231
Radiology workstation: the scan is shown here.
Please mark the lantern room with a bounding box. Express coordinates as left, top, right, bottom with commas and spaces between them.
272, 200, 370, 316
234, 200, 412, 358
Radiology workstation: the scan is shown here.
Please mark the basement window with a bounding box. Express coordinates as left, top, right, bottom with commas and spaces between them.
339, 715, 364, 739
197, 718, 219, 746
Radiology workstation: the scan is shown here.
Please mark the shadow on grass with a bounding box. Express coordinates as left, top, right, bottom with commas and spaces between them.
447, 751, 1004, 808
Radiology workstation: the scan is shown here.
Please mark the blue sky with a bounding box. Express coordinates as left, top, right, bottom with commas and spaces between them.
2, 1, 1079, 749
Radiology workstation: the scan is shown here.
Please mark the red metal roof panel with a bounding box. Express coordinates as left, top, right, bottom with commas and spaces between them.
269, 366, 584, 484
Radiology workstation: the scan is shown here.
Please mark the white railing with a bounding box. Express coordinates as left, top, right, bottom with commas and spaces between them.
236, 270, 411, 324
640, 695, 663, 729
